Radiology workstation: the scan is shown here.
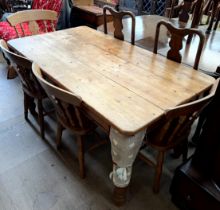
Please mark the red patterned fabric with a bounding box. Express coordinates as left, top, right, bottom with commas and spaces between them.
0, 21, 31, 41
0, 0, 63, 41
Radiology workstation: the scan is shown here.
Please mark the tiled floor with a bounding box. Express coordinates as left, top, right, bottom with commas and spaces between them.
0, 54, 181, 210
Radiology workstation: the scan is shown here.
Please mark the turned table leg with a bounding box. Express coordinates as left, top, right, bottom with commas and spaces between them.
109, 128, 146, 206
113, 186, 128, 206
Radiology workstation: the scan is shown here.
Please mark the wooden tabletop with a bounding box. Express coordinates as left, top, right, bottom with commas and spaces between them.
98, 15, 220, 72
8, 26, 215, 135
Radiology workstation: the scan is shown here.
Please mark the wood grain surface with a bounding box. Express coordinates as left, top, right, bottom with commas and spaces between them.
98, 15, 220, 72
8, 26, 215, 135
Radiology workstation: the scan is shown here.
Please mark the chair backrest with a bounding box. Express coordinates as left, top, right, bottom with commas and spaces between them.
148, 79, 219, 148
153, 20, 205, 70
32, 63, 91, 131
192, 75, 220, 184
31, 0, 63, 29
7, 9, 58, 37
0, 39, 43, 96
103, 5, 136, 45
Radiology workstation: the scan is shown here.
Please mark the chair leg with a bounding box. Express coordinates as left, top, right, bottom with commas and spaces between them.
37, 99, 44, 139
2, 53, 17, 79
213, 10, 220, 30
7, 65, 17, 79
216, 65, 220, 73
153, 151, 165, 193
24, 92, 29, 120
56, 122, 64, 149
191, 111, 207, 146
182, 141, 188, 162
2, 52, 10, 66
172, 143, 185, 159
77, 135, 85, 179
206, 12, 211, 25
29, 97, 37, 116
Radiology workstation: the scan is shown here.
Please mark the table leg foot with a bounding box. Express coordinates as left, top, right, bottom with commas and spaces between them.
113, 186, 128, 206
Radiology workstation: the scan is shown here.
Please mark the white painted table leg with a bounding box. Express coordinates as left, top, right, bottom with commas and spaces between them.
109, 127, 146, 205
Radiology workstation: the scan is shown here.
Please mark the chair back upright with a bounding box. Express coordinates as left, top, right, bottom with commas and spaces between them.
0, 39, 43, 97
153, 20, 205, 70
148, 79, 219, 149
103, 5, 136, 45
6, 9, 58, 37
32, 63, 92, 134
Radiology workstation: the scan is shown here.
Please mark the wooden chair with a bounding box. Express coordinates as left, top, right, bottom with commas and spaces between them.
0, 9, 58, 78
103, 5, 135, 45
153, 20, 205, 70
170, 79, 220, 210
0, 0, 63, 41
165, 0, 196, 21
205, 0, 220, 32
32, 63, 106, 178
0, 39, 47, 138
191, 65, 220, 145
139, 79, 219, 193
1, 9, 57, 78
159, 0, 198, 23
6, 9, 57, 37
